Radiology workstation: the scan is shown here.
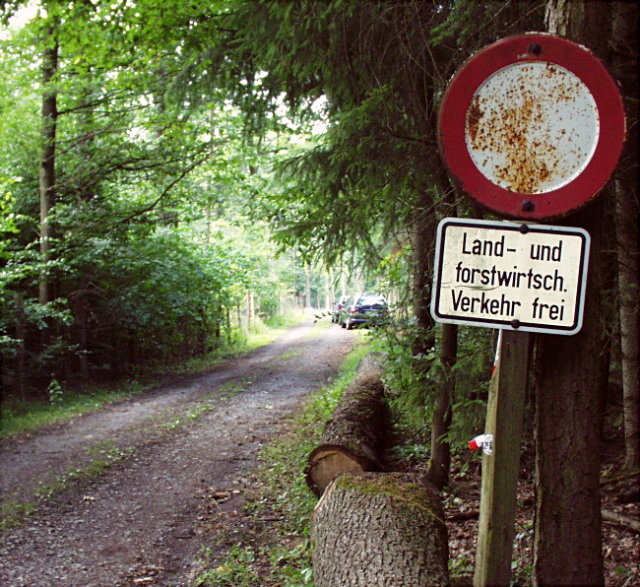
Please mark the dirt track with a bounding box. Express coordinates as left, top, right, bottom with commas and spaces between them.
0, 321, 356, 586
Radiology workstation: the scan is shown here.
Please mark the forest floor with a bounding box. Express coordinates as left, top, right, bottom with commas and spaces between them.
407, 429, 640, 586
1, 320, 638, 586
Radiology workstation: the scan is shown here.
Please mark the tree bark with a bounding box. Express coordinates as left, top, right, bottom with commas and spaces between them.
312, 472, 449, 587
533, 4, 614, 584
71, 291, 91, 386
13, 292, 27, 399
411, 188, 441, 480
426, 322, 457, 489
306, 356, 388, 496
615, 175, 640, 469
304, 263, 312, 310
611, 0, 639, 470
246, 292, 254, 331
426, 168, 459, 489
534, 204, 607, 587
411, 190, 437, 355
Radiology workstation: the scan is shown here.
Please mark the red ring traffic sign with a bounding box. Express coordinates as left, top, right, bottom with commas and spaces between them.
438, 33, 626, 220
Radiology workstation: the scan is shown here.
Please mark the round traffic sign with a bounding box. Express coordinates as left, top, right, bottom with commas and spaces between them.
438, 33, 626, 219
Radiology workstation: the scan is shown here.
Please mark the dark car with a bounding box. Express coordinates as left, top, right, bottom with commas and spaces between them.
332, 295, 353, 324
343, 295, 388, 329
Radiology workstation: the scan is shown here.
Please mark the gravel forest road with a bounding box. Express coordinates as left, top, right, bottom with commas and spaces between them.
0, 321, 356, 586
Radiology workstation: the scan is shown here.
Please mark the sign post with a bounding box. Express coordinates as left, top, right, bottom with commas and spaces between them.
474, 329, 530, 587
434, 33, 625, 587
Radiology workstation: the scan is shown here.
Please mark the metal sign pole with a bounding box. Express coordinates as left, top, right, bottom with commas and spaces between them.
473, 330, 530, 586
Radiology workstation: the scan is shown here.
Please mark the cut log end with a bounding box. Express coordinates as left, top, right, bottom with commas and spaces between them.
312, 472, 450, 587
306, 445, 378, 496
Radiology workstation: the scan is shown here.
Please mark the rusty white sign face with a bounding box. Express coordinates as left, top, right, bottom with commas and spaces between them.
431, 218, 590, 335
438, 33, 626, 220
465, 62, 600, 194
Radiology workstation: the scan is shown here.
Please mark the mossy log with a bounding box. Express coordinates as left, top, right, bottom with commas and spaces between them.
312, 472, 450, 587
306, 357, 388, 496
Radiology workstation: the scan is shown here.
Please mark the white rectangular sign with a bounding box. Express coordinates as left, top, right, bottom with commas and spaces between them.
431, 218, 590, 335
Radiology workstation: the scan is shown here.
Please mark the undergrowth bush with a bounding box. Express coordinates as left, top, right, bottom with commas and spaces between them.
370, 318, 494, 451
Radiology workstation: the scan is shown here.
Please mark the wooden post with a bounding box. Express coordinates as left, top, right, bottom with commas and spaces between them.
474, 329, 530, 587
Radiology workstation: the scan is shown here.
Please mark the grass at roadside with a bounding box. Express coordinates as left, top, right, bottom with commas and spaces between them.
0, 312, 311, 441
194, 333, 370, 587
0, 384, 147, 440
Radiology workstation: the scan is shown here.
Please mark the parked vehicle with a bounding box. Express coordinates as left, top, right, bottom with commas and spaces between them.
343, 294, 388, 329
332, 295, 353, 324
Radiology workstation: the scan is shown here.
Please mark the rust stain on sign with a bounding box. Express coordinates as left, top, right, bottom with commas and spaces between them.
465, 62, 599, 194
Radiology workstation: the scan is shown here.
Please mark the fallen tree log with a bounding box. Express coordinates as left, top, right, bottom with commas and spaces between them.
602, 509, 640, 532
312, 472, 450, 586
306, 355, 388, 496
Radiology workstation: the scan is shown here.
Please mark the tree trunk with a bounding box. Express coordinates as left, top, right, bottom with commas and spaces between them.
324, 271, 333, 313
533, 4, 615, 584
425, 168, 459, 489
615, 182, 640, 470
246, 292, 254, 331
426, 322, 457, 489
411, 190, 437, 356
304, 263, 312, 309
306, 356, 388, 496
312, 472, 449, 587
611, 0, 639, 470
534, 203, 607, 586
72, 291, 91, 386
38, 19, 59, 306
410, 189, 439, 476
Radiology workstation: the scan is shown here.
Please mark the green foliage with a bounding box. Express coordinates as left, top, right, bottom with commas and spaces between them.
449, 552, 474, 577
208, 0, 542, 269
372, 319, 493, 447
207, 1, 545, 463
197, 542, 314, 587
371, 317, 438, 432
1, 0, 543, 449
196, 545, 261, 587
47, 378, 64, 405
0, 0, 328, 395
